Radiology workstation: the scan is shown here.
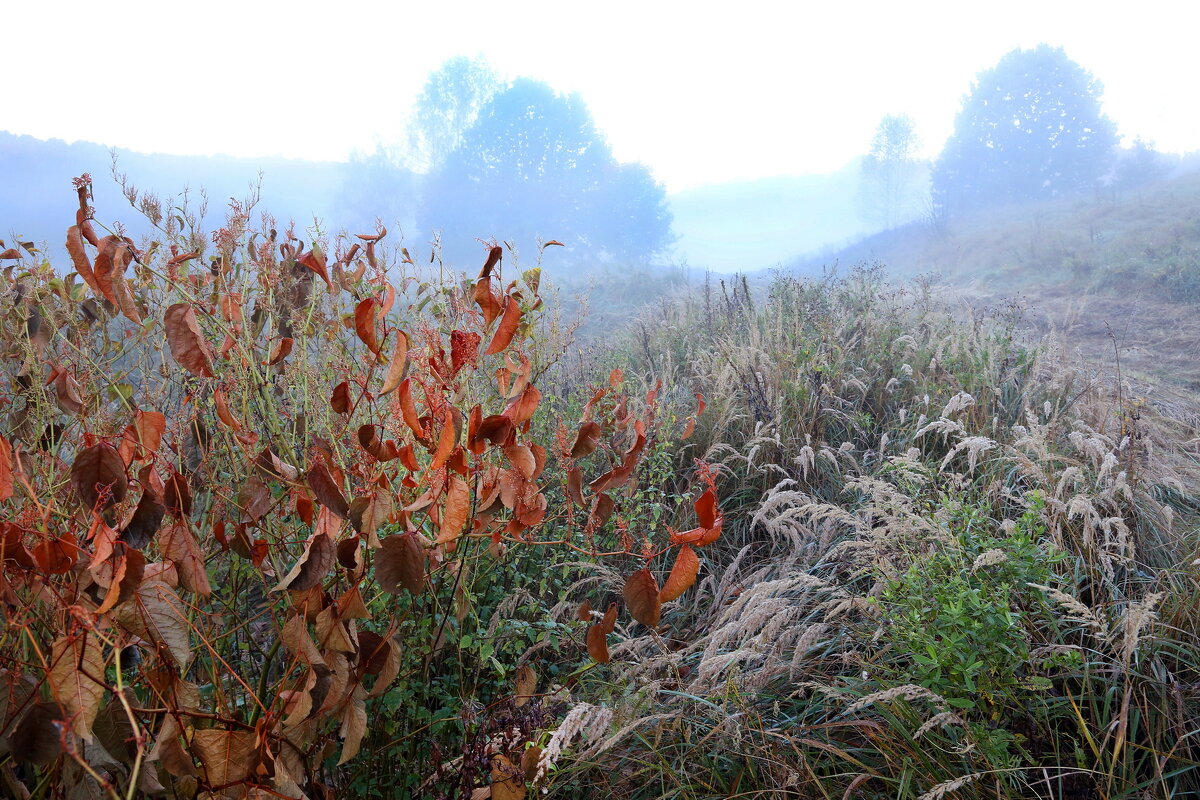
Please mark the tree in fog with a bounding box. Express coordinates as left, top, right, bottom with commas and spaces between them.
932, 44, 1118, 216
1114, 137, 1171, 196
419, 78, 673, 262
857, 113, 926, 229
406, 56, 502, 173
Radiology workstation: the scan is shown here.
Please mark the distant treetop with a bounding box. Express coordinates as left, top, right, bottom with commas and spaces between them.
932, 44, 1118, 216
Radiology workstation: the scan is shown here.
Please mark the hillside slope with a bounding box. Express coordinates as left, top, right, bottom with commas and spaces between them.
790, 172, 1200, 391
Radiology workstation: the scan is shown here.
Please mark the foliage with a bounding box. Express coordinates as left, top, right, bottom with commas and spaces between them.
0, 176, 711, 799
418, 78, 675, 264
932, 44, 1118, 216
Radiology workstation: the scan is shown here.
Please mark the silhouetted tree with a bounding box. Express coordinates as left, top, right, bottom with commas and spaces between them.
419, 78, 673, 262
857, 114, 926, 229
932, 45, 1118, 216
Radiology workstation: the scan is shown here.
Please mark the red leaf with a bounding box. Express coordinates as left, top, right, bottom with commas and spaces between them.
331, 381, 352, 414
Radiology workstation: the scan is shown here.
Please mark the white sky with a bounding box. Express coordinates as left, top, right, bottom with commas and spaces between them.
7, 0, 1199, 192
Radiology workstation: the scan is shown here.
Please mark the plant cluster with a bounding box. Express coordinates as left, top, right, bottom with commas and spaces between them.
0, 177, 711, 799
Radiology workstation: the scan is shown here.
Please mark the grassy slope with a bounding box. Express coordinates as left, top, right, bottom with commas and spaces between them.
788, 172, 1200, 398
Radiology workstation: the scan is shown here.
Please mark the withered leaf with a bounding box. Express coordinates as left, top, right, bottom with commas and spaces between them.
163, 303, 215, 378
71, 443, 128, 512
623, 568, 661, 627
273, 531, 335, 593
375, 532, 425, 595
660, 545, 700, 602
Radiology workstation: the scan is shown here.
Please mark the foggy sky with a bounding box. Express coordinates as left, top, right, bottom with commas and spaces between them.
7, 0, 1199, 191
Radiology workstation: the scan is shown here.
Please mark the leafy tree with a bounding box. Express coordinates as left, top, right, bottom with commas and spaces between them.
857, 113, 926, 229
932, 44, 1118, 216
418, 78, 674, 262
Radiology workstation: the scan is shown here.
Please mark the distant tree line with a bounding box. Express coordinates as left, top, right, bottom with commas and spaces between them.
856, 44, 1179, 232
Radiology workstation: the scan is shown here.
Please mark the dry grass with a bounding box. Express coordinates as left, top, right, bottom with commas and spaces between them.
540, 267, 1200, 799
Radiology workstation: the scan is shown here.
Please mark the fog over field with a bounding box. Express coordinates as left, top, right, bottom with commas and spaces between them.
3, 4, 1200, 799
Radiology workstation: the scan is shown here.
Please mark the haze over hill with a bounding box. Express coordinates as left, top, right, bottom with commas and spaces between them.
2, 130, 876, 274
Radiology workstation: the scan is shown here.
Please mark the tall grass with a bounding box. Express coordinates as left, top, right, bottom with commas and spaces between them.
542, 266, 1200, 799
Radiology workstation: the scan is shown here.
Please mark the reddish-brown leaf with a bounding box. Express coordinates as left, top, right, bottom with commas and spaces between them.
586, 602, 618, 663
268, 337, 294, 365
504, 444, 536, 479
375, 532, 426, 595
484, 296, 523, 355
331, 381, 352, 414
354, 297, 380, 354
479, 245, 503, 279
163, 303, 215, 378
660, 545, 700, 602
570, 421, 602, 458
576, 598, 593, 621
306, 463, 349, 518
273, 531, 335, 593
0, 434, 13, 502
450, 329, 482, 376
694, 488, 719, 529
623, 568, 661, 627
33, 536, 80, 574
213, 388, 242, 431
430, 406, 457, 470
66, 225, 101, 297
566, 468, 584, 506
71, 443, 128, 512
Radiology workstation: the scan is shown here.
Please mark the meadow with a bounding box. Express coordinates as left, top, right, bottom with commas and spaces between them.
0, 175, 1198, 800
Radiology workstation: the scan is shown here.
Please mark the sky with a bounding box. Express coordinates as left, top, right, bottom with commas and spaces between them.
6, 0, 1199, 192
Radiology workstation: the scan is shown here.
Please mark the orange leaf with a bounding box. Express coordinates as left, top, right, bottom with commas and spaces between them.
438, 476, 470, 546
586, 602, 618, 663
502, 384, 541, 427
484, 296, 522, 355
473, 277, 503, 327
380, 329, 410, 395
354, 297, 380, 354
623, 568, 661, 627
660, 545, 700, 602
398, 378, 425, 440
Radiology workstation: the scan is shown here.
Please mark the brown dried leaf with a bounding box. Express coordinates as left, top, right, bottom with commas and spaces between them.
71, 443, 128, 512
273, 531, 335, 593
375, 532, 425, 595
47, 633, 105, 742
659, 545, 699, 602
164, 303, 215, 377
623, 568, 661, 627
